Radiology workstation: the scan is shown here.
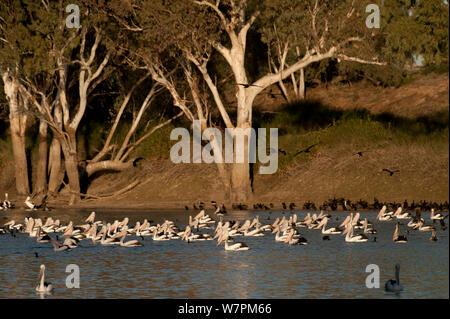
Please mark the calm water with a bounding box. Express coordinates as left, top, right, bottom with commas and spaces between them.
0, 209, 448, 299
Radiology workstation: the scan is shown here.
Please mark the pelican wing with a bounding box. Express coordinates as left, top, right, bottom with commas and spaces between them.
194, 210, 205, 220
339, 215, 351, 228
352, 213, 360, 224
377, 205, 387, 219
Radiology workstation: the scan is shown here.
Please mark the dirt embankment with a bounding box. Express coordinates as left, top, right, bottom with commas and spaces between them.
0, 73, 448, 209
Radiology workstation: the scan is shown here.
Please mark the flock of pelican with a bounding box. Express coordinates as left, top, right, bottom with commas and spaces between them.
0, 202, 447, 294
1, 204, 446, 253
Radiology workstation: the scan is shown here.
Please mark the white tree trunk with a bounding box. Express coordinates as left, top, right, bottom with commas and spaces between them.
2, 72, 30, 194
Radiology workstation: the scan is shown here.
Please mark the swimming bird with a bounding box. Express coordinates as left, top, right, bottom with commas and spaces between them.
36, 265, 53, 293
36, 227, 51, 243
414, 219, 435, 231
377, 205, 393, 221
430, 209, 445, 220
393, 223, 408, 243
430, 229, 438, 242
385, 264, 403, 293
85, 211, 96, 224
394, 207, 410, 219
343, 224, 368, 242
284, 229, 308, 245
3, 193, 13, 209
362, 218, 377, 234
217, 229, 249, 251
119, 227, 144, 247
317, 217, 342, 234
51, 238, 71, 251
25, 196, 36, 210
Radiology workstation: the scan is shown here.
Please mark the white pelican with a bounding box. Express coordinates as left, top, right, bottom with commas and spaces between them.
217, 229, 249, 251
100, 230, 120, 245
385, 264, 403, 293
407, 218, 421, 228
36, 227, 51, 243
119, 227, 144, 247
430, 209, 445, 220
36, 265, 53, 293
85, 211, 96, 224
152, 229, 171, 241
284, 229, 307, 245
51, 239, 71, 251
317, 217, 342, 234
273, 226, 289, 242
377, 205, 393, 221
414, 219, 435, 231
343, 224, 368, 242
25, 196, 36, 210
394, 207, 410, 219
3, 193, 12, 208
339, 215, 352, 228
393, 223, 407, 243
362, 218, 376, 234
63, 236, 79, 248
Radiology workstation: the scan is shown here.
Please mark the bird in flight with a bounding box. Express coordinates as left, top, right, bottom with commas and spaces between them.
354, 150, 369, 157
382, 168, 400, 176
278, 148, 287, 156
237, 83, 263, 88
294, 143, 319, 156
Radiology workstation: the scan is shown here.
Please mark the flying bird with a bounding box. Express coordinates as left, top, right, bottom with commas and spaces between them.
278, 148, 287, 156
382, 168, 400, 176
237, 83, 263, 88
354, 150, 369, 157
294, 143, 319, 156
133, 157, 144, 167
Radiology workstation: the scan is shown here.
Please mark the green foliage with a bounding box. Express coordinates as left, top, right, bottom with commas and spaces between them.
382, 0, 449, 67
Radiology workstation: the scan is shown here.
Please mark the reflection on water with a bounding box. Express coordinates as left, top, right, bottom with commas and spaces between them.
0, 209, 448, 298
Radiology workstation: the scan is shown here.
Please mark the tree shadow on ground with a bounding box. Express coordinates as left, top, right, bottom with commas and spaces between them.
253, 99, 449, 136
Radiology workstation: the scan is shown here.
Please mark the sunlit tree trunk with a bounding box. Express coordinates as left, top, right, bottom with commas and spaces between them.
60, 130, 80, 205
35, 119, 48, 195
299, 67, 305, 99
48, 103, 63, 194
2, 72, 29, 194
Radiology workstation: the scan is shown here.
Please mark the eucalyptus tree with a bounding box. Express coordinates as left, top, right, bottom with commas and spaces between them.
105, 0, 388, 201
1, 1, 178, 204
381, 0, 448, 67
